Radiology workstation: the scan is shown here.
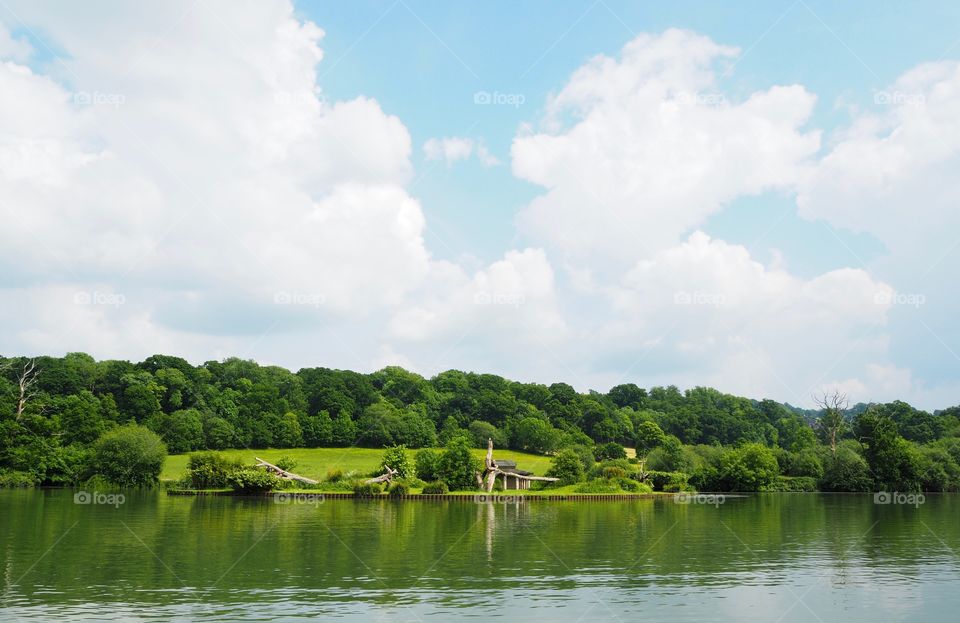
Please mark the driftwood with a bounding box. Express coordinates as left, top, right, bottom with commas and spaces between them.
478, 438, 558, 492
365, 465, 397, 484
254, 457, 319, 484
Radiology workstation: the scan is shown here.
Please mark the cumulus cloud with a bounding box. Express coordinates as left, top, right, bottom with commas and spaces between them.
423, 136, 499, 167
0, 0, 430, 354
512, 29, 820, 269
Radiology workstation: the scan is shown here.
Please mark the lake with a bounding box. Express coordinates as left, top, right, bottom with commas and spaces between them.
2, 491, 958, 621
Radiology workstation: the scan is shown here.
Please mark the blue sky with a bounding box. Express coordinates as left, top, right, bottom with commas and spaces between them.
1, 0, 958, 408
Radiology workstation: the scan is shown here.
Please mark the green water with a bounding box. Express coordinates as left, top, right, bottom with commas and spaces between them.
1, 491, 958, 621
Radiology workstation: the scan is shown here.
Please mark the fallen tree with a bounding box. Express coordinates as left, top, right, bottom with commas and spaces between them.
254, 457, 319, 485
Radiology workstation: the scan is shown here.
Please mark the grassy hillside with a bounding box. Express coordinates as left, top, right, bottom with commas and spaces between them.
161, 446, 553, 482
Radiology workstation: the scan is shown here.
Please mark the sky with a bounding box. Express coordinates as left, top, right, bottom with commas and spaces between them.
1, 0, 959, 409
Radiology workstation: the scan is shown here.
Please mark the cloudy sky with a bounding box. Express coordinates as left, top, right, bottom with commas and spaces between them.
1, 0, 958, 409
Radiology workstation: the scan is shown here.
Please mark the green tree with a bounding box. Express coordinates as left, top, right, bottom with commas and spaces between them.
438, 436, 480, 490
415, 448, 441, 482
379, 445, 413, 479
92, 425, 166, 487
718, 443, 778, 491
546, 448, 585, 485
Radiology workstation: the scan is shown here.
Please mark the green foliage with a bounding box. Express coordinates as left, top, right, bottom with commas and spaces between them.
770, 476, 818, 492
421, 481, 449, 494
438, 436, 481, 490
854, 408, 922, 491
573, 478, 622, 493
467, 420, 507, 448
274, 455, 297, 472
594, 441, 627, 461
819, 446, 872, 492
93, 425, 166, 487
634, 420, 666, 456
0, 470, 36, 488
545, 449, 585, 486
227, 467, 281, 492
717, 443, 779, 491
388, 481, 410, 496
379, 445, 414, 480
645, 470, 690, 492
325, 468, 345, 482
414, 448, 441, 482
352, 481, 382, 497
187, 451, 243, 489
509, 417, 561, 454
589, 459, 635, 480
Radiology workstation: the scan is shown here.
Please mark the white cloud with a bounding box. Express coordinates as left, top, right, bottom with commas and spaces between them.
423, 136, 499, 167
512, 29, 820, 270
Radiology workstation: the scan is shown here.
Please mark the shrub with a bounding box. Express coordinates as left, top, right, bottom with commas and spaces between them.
574, 479, 622, 494
546, 449, 585, 486
379, 445, 414, 480
770, 476, 818, 492
274, 455, 298, 472
414, 448, 441, 482
353, 482, 382, 497
227, 467, 281, 492
0, 470, 36, 488
717, 443, 779, 491
589, 459, 634, 479
438, 437, 481, 490
92, 425, 167, 487
645, 470, 690, 492
422, 481, 449, 494
187, 451, 243, 489
819, 447, 872, 492
618, 478, 653, 493
388, 481, 410, 496
326, 468, 345, 483
595, 442, 627, 461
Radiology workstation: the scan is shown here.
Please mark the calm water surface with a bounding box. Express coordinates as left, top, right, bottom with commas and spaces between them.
1, 491, 958, 621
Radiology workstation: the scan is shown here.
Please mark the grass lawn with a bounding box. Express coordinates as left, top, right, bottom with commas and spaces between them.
162, 446, 554, 482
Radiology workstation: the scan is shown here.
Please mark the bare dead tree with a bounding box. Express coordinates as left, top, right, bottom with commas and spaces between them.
15, 360, 41, 421
813, 390, 848, 458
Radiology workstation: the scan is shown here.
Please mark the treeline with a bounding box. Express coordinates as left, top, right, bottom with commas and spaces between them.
1, 352, 959, 491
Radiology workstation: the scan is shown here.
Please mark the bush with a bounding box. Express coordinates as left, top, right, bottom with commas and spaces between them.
422, 481, 449, 494
326, 468, 345, 483
438, 437, 481, 490
770, 476, 818, 492
92, 425, 167, 487
717, 443, 779, 491
353, 482, 382, 497
379, 445, 414, 480
227, 467, 281, 492
645, 470, 690, 492
187, 451, 243, 489
617, 478, 652, 493
819, 447, 872, 492
0, 470, 36, 488
414, 448, 441, 482
388, 481, 410, 496
274, 455, 298, 472
574, 479, 622, 493
546, 449, 585, 486
595, 442, 627, 461
589, 459, 634, 479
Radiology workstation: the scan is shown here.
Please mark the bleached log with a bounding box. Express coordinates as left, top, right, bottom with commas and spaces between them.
365, 465, 398, 484
254, 457, 319, 484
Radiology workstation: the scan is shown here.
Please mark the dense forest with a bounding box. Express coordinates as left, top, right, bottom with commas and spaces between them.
2, 353, 959, 492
